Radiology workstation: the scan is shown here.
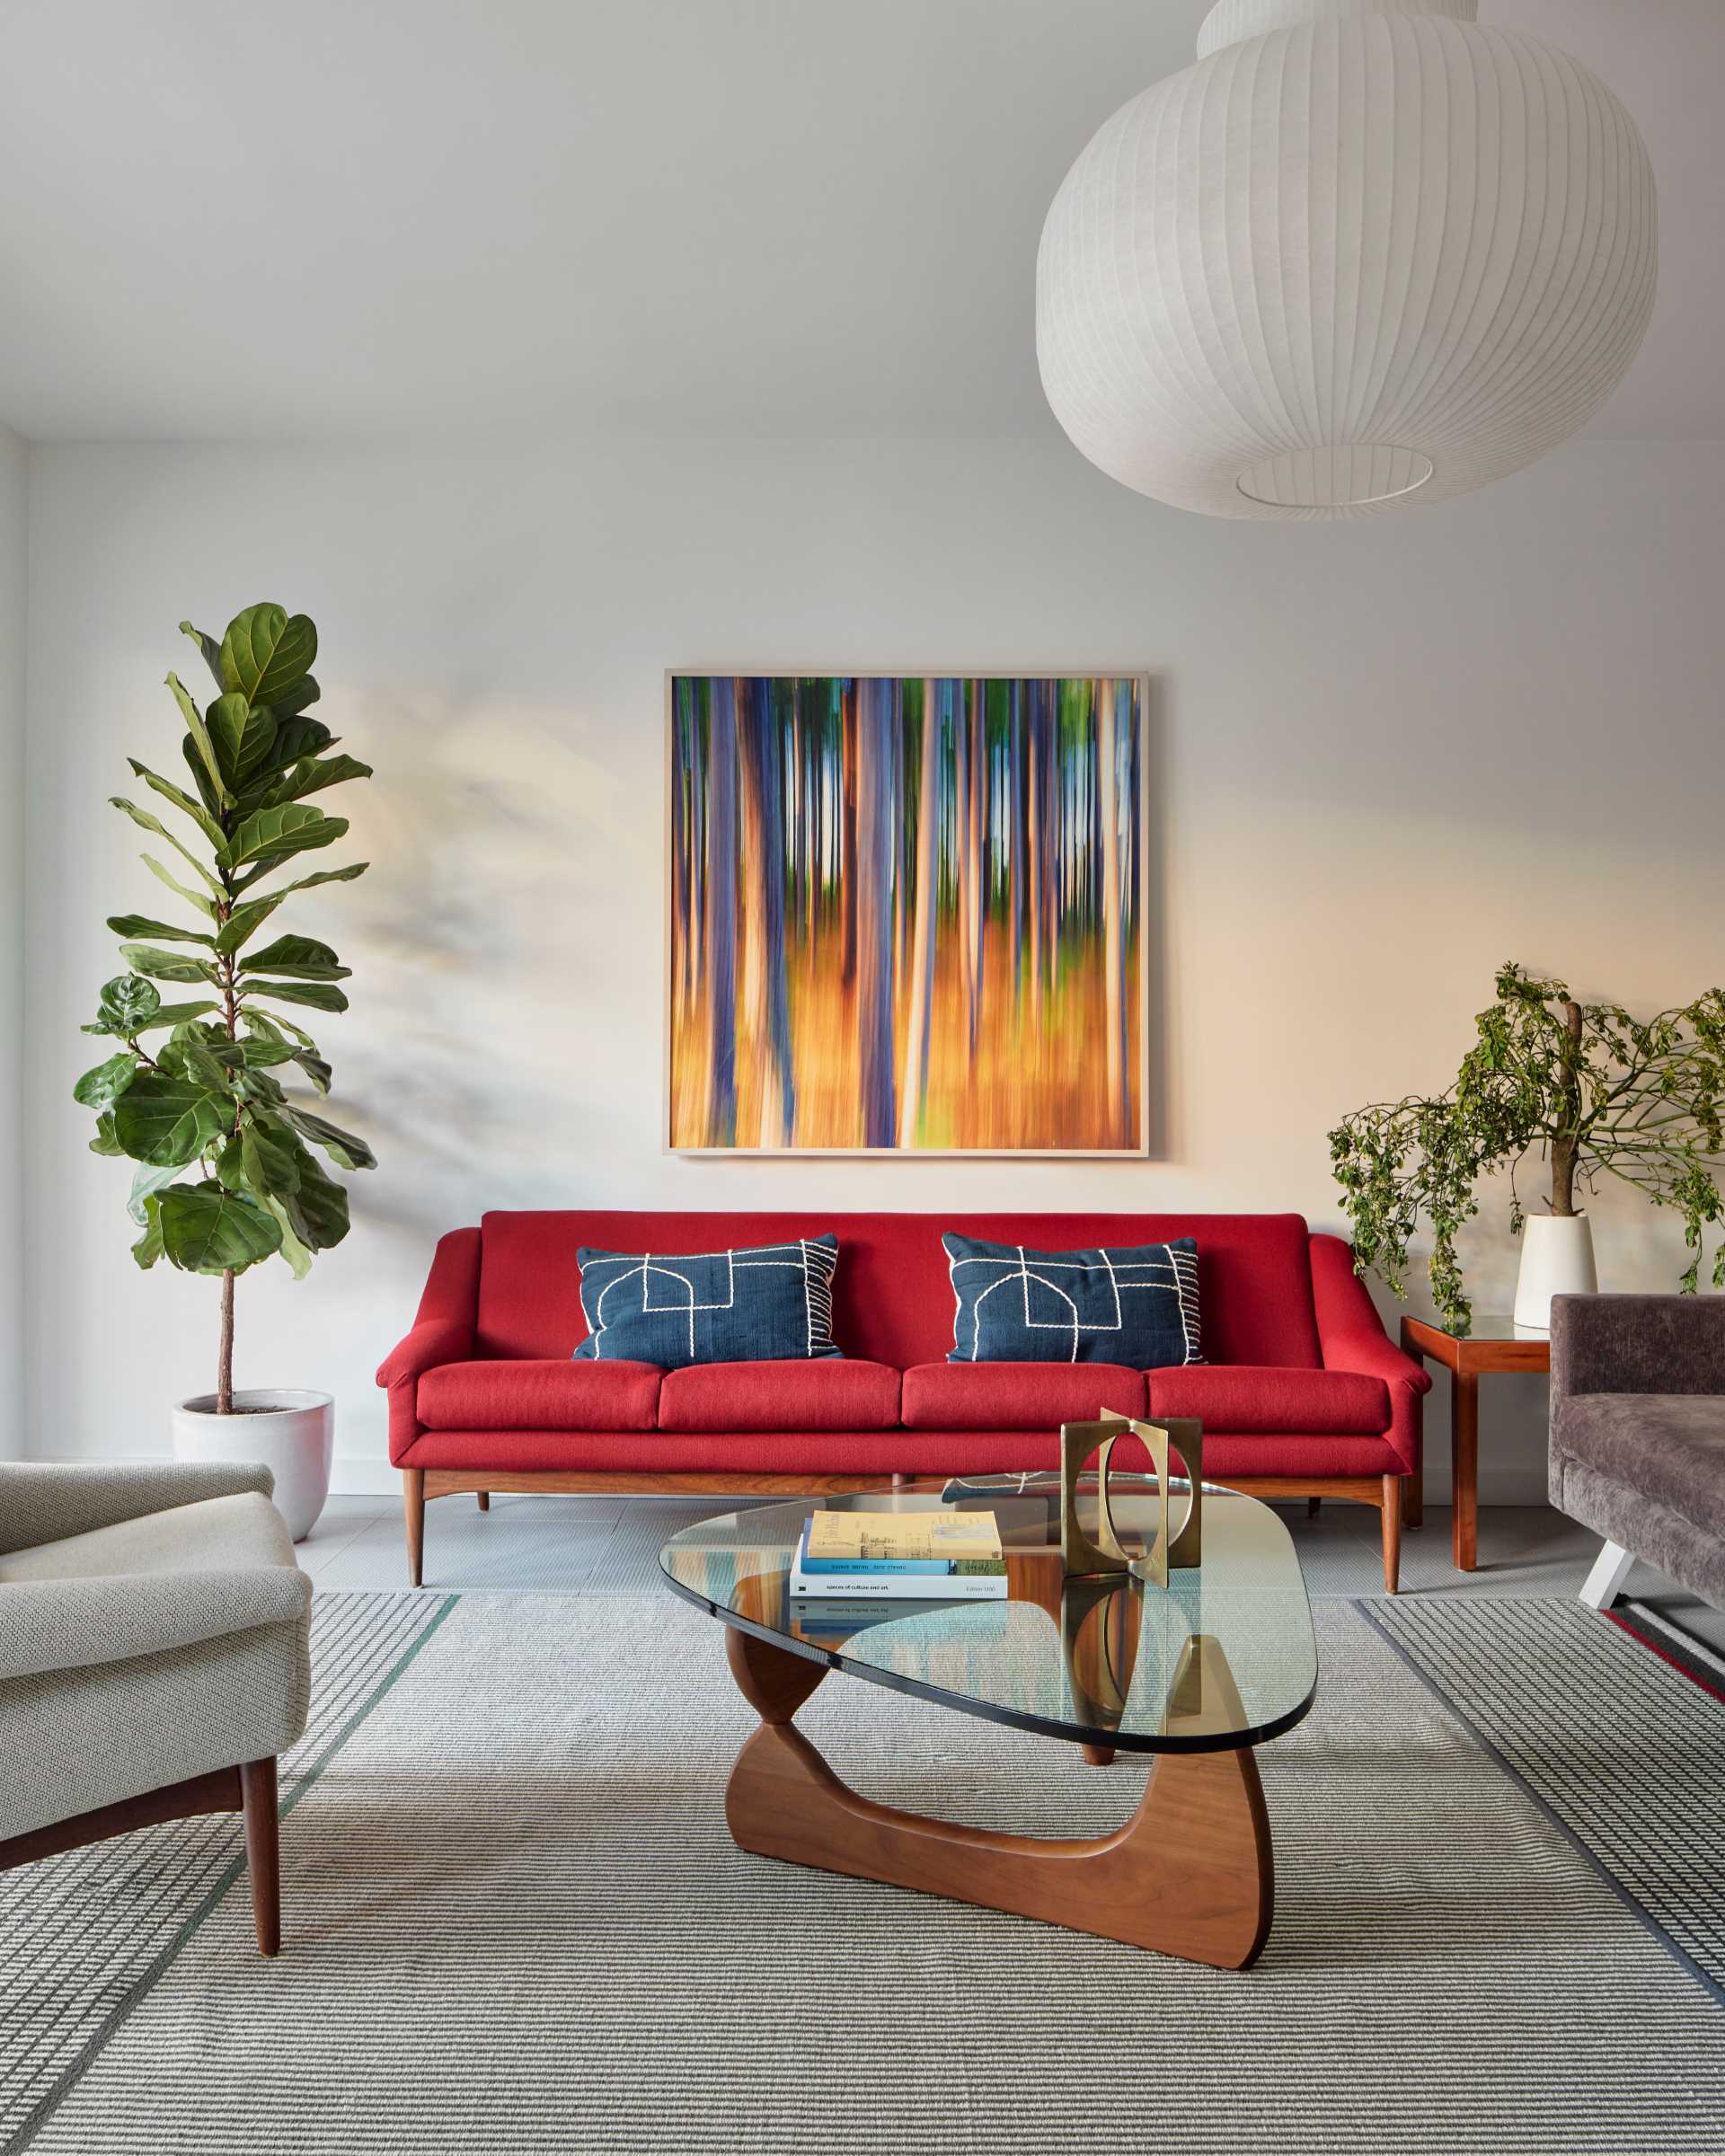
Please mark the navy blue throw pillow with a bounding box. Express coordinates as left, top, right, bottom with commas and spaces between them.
943, 1233, 1202, 1367
573, 1234, 843, 1369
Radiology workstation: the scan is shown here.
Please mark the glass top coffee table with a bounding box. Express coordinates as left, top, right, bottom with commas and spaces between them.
660, 1480, 1316, 1968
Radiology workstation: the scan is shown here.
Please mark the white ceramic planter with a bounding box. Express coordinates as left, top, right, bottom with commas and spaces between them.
1512, 1215, 1598, 1331
172, 1389, 334, 1542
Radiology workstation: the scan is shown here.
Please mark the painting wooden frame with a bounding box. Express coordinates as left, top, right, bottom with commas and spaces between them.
664, 671, 1151, 1158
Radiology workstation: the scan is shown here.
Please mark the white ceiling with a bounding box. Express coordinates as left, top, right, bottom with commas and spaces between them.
1, 0, 1718, 443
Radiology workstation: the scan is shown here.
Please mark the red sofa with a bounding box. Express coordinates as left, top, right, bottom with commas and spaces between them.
378, 1210, 1430, 1591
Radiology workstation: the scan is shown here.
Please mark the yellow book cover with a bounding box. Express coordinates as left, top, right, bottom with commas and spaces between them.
805, 1510, 1002, 1563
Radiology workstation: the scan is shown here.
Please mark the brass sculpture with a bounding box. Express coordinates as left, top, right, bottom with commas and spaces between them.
1059, 1413, 1203, 1586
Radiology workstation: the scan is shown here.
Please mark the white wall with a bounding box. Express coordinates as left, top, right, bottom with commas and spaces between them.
22, 435, 1725, 1500
0, 424, 25, 1459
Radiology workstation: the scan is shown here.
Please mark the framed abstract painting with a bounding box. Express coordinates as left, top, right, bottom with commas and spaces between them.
666, 673, 1148, 1155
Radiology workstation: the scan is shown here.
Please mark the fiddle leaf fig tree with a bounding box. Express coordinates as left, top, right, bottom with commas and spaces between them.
1330, 962, 1725, 1335
76, 605, 376, 1412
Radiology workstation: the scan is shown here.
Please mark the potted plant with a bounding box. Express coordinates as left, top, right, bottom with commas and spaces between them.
1330, 962, 1725, 1335
75, 604, 376, 1538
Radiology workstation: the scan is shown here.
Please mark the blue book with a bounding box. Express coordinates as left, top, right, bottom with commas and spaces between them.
795, 1522, 951, 1576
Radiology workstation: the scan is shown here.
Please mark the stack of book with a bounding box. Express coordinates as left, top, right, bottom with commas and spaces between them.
789, 1509, 1007, 1601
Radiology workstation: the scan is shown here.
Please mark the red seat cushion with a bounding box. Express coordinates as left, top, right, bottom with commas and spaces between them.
900, 1362, 1145, 1432
657, 1360, 901, 1434
1147, 1365, 1390, 1435
418, 1359, 660, 1432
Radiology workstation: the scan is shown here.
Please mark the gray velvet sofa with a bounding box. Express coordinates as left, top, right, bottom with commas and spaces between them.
1549, 1293, 1725, 1613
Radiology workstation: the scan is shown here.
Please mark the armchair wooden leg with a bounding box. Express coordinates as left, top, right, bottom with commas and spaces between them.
402, 1468, 425, 1588
239, 1758, 281, 1957
1381, 1473, 1402, 1595
476, 1490, 490, 1513
1306, 1497, 1321, 1518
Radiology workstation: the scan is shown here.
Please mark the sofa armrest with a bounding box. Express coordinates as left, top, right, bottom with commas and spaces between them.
1551, 1293, 1725, 1401
0, 1566, 312, 1683
1308, 1233, 1432, 1394
376, 1226, 482, 1389
0, 1460, 277, 1560
376, 1315, 474, 1392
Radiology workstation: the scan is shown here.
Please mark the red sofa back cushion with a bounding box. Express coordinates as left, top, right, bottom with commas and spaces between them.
473, 1211, 1322, 1371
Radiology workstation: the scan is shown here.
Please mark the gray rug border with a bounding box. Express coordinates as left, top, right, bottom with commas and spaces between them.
2, 1592, 461, 2156
1356, 1596, 1725, 2014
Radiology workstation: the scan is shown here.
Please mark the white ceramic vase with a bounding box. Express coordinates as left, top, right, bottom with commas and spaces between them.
172, 1389, 335, 1542
1512, 1215, 1597, 1331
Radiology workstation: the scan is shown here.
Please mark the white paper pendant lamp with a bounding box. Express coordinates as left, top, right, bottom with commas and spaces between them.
1035, 0, 1658, 519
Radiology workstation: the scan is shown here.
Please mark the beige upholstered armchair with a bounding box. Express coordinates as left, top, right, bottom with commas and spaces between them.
0, 1459, 312, 1954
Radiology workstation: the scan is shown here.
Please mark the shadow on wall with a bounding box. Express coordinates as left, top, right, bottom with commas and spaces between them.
291, 687, 656, 1249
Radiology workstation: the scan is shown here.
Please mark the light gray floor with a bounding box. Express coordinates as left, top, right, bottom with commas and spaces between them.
298, 1492, 1725, 1653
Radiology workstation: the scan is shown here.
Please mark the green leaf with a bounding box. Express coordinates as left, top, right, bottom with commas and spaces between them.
105, 913, 216, 948
214, 894, 285, 953
262, 713, 334, 770
243, 1007, 329, 1090
240, 934, 350, 981
131, 1194, 166, 1269
89, 1111, 125, 1156
261, 1192, 314, 1279
235, 1065, 287, 1106
158, 1184, 283, 1275
275, 1142, 351, 1250
155, 1032, 232, 1090
254, 753, 372, 809
131, 1000, 221, 1032
73, 1051, 139, 1109
181, 734, 228, 820
128, 1161, 185, 1226
165, 673, 231, 805
179, 620, 227, 692
244, 978, 349, 1012
241, 1111, 304, 1197
280, 1103, 375, 1171
279, 861, 367, 897
237, 1032, 297, 1067
111, 797, 222, 896
111, 1070, 234, 1166
141, 854, 216, 919
207, 692, 278, 788
221, 803, 347, 873
125, 759, 226, 852
119, 941, 220, 986
98, 974, 161, 1031
269, 675, 320, 723
220, 605, 317, 706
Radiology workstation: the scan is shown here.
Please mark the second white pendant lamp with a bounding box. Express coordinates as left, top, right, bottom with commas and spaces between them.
1035, 0, 1659, 519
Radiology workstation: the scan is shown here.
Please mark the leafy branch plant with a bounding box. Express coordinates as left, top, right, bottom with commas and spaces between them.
75, 605, 376, 1412
1330, 962, 1725, 1334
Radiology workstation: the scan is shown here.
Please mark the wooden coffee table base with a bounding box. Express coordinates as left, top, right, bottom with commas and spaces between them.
722, 1628, 1274, 1969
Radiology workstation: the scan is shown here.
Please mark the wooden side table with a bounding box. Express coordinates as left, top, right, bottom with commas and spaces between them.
1399, 1315, 1551, 1572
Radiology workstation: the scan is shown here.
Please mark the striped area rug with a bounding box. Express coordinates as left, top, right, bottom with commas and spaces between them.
3, 1590, 1722, 2155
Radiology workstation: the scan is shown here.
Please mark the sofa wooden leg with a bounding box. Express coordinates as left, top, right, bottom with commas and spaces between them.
239, 1758, 281, 1957
1381, 1473, 1402, 1595
403, 1468, 425, 1588
476, 1490, 490, 1513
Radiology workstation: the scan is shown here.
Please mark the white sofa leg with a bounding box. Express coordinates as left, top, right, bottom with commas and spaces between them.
1579, 1539, 1634, 1611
